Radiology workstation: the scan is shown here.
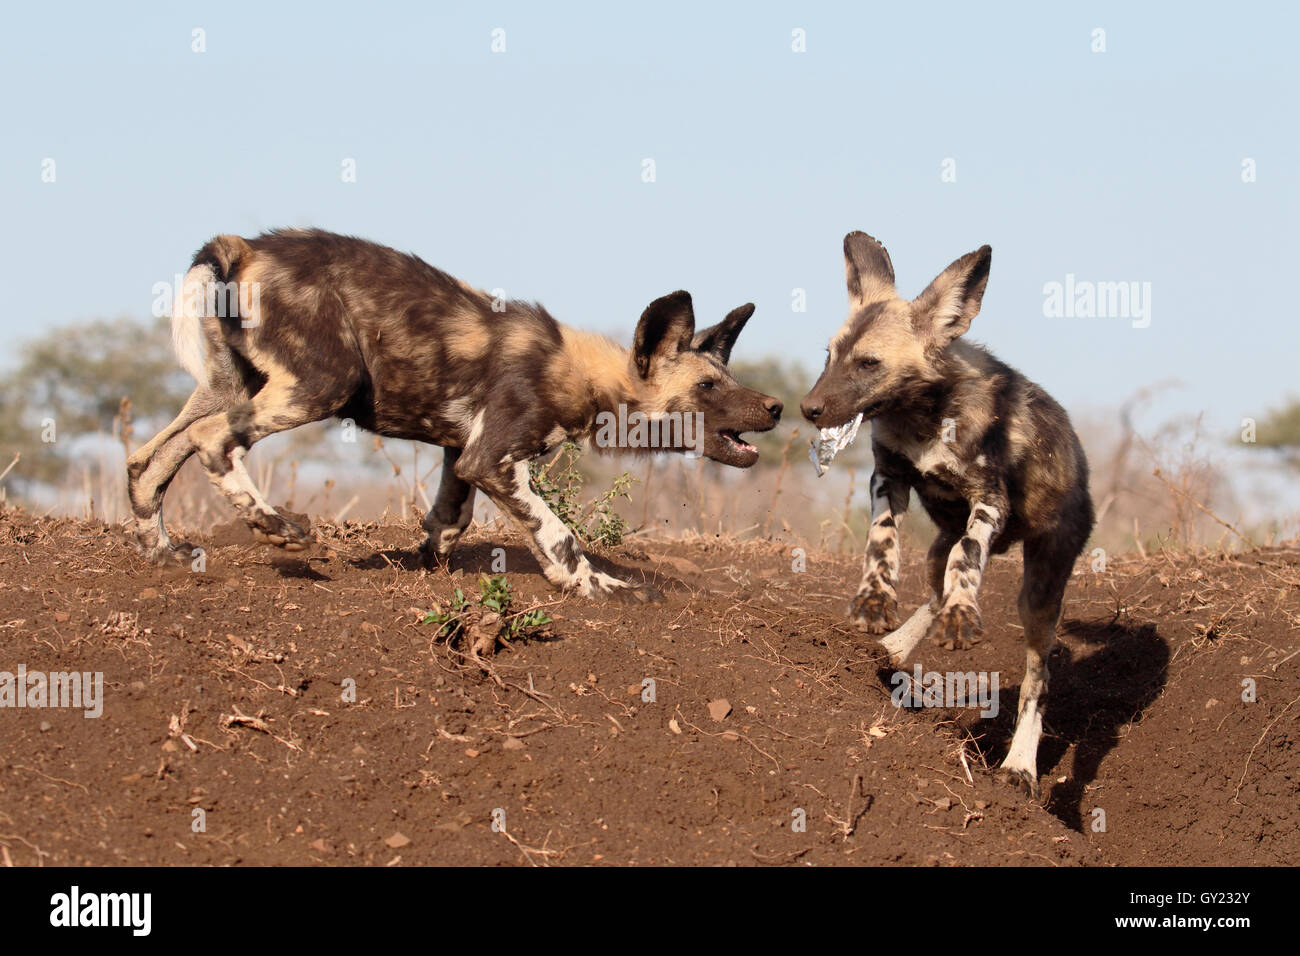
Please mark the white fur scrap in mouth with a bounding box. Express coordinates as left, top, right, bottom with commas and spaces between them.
809, 413, 863, 476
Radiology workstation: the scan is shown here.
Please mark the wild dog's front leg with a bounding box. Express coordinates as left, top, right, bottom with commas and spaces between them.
928, 498, 1006, 650
468, 458, 658, 602
849, 471, 910, 633
878, 529, 957, 665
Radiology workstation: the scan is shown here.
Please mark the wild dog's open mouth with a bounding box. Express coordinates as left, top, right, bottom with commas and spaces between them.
711, 428, 760, 468
719, 430, 757, 455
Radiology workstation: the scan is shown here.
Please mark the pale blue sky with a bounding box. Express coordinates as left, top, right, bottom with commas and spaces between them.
2, 1, 1296, 436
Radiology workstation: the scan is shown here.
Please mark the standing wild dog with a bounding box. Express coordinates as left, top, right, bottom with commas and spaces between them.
800, 232, 1094, 797
128, 228, 782, 600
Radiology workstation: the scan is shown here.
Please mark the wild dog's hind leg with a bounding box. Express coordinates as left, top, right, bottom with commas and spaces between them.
188, 376, 332, 550
999, 534, 1075, 799
879, 528, 958, 665
126, 387, 225, 562
464, 458, 658, 602
419, 447, 477, 567
850, 472, 909, 633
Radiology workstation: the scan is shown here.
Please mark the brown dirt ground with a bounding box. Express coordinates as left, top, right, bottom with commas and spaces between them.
0, 507, 1296, 866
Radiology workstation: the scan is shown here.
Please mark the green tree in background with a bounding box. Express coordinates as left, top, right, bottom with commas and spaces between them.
1250, 399, 1300, 466
0, 317, 191, 487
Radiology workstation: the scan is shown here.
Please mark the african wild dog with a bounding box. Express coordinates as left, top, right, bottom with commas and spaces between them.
127, 228, 782, 600
800, 232, 1094, 797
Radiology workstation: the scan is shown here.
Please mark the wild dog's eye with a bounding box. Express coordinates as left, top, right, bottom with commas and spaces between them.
858, 357, 880, 370
697, 380, 716, 390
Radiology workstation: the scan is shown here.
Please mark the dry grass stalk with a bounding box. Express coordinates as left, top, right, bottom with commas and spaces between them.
761, 428, 800, 538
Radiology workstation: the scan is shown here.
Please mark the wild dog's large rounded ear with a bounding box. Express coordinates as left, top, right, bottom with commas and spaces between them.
691, 303, 754, 365
912, 245, 992, 344
844, 232, 896, 305
634, 290, 696, 377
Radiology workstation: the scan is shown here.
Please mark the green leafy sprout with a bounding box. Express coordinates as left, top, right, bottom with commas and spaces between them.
422, 573, 553, 644
527, 442, 634, 547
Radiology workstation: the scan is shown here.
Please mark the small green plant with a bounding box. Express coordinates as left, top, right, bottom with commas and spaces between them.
476, 574, 554, 640
422, 585, 472, 640
422, 574, 552, 646
528, 442, 634, 546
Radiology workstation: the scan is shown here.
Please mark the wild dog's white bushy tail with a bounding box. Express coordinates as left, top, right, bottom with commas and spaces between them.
171, 234, 251, 384
171, 263, 215, 384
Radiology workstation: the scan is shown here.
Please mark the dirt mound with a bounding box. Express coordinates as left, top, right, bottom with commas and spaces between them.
0, 508, 1295, 865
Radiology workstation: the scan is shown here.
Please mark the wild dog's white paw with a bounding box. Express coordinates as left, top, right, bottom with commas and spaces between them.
581, 571, 664, 605
850, 585, 899, 634
131, 521, 197, 566
877, 602, 936, 666
997, 763, 1041, 801
417, 529, 461, 569
249, 509, 313, 552
137, 539, 201, 567
927, 600, 983, 650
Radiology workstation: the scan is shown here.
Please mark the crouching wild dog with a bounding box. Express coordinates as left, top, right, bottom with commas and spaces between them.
128, 228, 782, 600
800, 232, 1094, 797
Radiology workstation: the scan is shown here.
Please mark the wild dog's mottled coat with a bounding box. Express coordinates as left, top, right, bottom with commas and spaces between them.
801, 231, 1094, 798
129, 229, 782, 599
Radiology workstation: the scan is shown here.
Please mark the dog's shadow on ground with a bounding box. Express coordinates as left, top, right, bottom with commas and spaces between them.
267, 556, 333, 581
340, 541, 525, 575
872, 616, 1168, 828
342, 541, 682, 596
983, 617, 1169, 829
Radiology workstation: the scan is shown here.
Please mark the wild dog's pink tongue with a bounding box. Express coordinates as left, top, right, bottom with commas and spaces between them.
724, 432, 756, 453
